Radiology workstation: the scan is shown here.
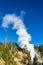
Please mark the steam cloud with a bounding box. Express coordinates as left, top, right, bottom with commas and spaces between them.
1, 11, 35, 62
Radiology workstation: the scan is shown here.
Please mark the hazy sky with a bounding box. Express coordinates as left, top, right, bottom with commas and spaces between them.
0, 0, 43, 45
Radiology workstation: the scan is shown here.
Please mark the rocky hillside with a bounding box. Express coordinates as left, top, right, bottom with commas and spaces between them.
0, 42, 43, 65
0, 42, 31, 65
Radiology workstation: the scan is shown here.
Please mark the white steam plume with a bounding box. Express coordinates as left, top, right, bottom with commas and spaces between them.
1, 12, 35, 62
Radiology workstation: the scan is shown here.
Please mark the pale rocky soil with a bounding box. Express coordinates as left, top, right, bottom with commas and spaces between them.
14, 51, 28, 65
0, 51, 28, 65
0, 58, 5, 65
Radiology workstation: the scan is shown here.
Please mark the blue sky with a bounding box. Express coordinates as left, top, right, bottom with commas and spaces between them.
0, 0, 43, 45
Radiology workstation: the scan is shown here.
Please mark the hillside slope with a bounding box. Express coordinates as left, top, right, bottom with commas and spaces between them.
0, 42, 43, 65
0, 42, 31, 65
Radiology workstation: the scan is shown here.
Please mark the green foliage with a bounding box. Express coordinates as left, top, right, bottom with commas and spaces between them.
20, 59, 26, 64
0, 43, 4, 58
13, 61, 17, 65
0, 42, 18, 65
39, 44, 43, 57
0, 43, 4, 51
34, 45, 39, 51
2, 52, 11, 61
26, 55, 31, 61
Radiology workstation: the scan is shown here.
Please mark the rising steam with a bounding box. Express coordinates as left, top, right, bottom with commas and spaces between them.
1, 11, 35, 62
